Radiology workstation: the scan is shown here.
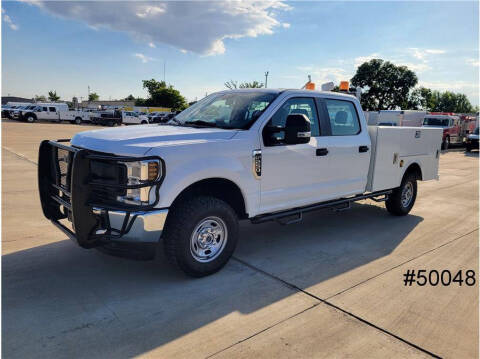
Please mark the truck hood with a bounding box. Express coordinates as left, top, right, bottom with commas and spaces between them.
71, 124, 239, 156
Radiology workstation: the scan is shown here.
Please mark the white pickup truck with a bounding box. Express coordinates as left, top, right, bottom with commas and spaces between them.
21, 104, 90, 124
38, 89, 442, 276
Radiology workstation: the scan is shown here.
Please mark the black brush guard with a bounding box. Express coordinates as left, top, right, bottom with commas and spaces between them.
38, 139, 164, 248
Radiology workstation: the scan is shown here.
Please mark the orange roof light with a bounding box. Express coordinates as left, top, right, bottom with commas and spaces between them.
339, 81, 349, 91
305, 82, 315, 90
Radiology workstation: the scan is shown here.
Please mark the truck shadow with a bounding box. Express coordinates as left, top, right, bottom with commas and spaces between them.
2, 202, 422, 358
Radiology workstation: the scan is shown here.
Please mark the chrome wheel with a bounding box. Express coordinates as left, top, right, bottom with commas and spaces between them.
190, 216, 227, 263
401, 181, 414, 207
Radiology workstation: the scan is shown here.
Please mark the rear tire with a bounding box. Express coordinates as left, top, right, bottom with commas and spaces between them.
163, 196, 239, 277
107, 120, 114, 127
386, 173, 417, 216
141, 120, 147, 124
74, 117, 82, 125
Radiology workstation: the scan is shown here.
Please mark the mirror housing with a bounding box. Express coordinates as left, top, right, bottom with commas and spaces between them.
284, 114, 311, 144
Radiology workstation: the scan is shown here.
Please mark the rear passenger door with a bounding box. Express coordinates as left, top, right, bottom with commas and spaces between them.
319, 97, 371, 197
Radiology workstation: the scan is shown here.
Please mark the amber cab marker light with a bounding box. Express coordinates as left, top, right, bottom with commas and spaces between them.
339, 81, 349, 91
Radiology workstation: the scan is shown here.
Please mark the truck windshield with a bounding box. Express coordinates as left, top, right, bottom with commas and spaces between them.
171, 92, 278, 129
423, 118, 450, 127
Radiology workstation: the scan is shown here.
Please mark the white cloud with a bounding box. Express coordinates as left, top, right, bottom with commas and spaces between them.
408, 47, 445, 60
354, 53, 381, 67
466, 58, 479, 67
26, 1, 291, 55
2, 8, 19, 30
298, 66, 350, 84
148, 42, 156, 48
282, 23, 291, 28
134, 53, 155, 63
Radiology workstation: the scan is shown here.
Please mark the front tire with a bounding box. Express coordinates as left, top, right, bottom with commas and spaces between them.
26, 114, 36, 123
141, 120, 147, 124
74, 117, 82, 125
386, 173, 417, 216
163, 196, 239, 277
441, 136, 450, 150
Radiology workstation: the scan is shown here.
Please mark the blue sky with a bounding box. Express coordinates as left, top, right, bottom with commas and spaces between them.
2, 1, 479, 104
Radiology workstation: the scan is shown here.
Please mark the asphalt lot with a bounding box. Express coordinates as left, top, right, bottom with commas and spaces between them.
2, 120, 478, 358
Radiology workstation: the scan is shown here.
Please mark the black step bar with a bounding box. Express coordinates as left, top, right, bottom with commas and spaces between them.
251, 189, 392, 224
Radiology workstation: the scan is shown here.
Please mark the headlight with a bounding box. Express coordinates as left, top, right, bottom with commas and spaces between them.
117, 160, 161, 205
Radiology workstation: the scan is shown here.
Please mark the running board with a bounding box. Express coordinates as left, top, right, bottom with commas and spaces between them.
251, 190, 392, 225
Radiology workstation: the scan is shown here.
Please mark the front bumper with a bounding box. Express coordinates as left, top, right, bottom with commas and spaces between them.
94, 208, 168, 243
466, 139, 479, 148
39, 139, 166, 249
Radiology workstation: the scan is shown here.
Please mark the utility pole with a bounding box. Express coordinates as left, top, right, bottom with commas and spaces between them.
264, 71, 269, 88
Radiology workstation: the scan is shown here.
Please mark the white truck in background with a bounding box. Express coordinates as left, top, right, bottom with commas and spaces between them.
20, 103, 90, 124
122, 111, 150, 125
38, 89, 442, 277
366, 110, 427, 127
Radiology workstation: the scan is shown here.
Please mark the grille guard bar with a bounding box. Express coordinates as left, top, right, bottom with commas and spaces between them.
38, 139, 165, 248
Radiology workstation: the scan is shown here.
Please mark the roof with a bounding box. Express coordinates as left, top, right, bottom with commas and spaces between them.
220, 88, 357, 99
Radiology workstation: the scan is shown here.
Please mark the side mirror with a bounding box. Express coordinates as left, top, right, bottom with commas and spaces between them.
284, 114, 311, 144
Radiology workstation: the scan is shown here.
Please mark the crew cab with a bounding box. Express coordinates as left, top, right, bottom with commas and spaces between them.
122, 111, 150, 125
422, 114, 461, 150
21, 104, 89, 124
38, 89, 442, 277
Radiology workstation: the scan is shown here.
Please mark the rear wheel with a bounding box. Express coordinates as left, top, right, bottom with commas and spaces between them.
107, 120, 114, 127
74, 117, 82, 125
141, 120, 147, 124
386, 173, 417, 216
163, 196, 239, 277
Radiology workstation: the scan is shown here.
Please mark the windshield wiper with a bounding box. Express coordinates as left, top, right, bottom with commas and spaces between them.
184, 120, 218, 128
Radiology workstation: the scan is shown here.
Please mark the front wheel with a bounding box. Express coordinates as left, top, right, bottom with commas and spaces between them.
74, 117, 82, 125
163, 196, 239, 277
386, 173, 417, 216
141, 120, 147, 124
441, 136, 450, 150
26, 114, 36, 123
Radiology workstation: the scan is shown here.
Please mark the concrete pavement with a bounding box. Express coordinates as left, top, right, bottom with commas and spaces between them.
2, 120, 478, 358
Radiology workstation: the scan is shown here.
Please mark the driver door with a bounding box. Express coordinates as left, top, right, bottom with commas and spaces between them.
259, 97, 331, 214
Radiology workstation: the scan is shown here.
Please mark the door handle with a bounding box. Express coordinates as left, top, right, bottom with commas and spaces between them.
359, 145, 369, 153
316, 148, 328, 156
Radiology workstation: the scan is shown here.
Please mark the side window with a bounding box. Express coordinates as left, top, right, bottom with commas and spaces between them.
324, 99, 361, 136
42, 107, 48, 111
49, 107, 56, 112
265, 98, 319, 145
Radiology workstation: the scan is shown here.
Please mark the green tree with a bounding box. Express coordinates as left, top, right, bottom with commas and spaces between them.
88, 92, 99, 101
34, 95, 46, 102
407, 87, 475, 113
141, 79, 188, 111
124, 94, 135, 101
224, 80, 264, 89
239, 81, 264, 89
351, 59, 418, 110
48, 90, 60, 102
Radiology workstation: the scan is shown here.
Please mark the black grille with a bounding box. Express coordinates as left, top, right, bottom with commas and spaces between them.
57, 148, 71, 189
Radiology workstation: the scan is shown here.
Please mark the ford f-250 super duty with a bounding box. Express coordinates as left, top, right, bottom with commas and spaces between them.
38, 89, 442, 277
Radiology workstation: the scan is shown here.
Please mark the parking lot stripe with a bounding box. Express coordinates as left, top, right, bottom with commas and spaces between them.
232, 256, 442, 358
